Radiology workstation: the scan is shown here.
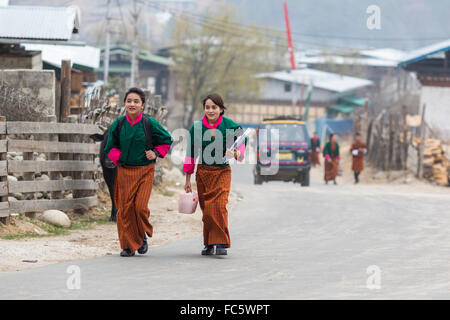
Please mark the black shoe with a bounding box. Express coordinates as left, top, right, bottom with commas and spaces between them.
120, 249, 135, 257
215, 246, 228, 256
138, 239, 148, 254
333, 180, 337, 185
201, 245, 214, 256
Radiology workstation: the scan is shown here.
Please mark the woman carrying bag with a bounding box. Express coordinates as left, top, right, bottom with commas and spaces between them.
183, 93, 247, 256
104, 87, 173, 257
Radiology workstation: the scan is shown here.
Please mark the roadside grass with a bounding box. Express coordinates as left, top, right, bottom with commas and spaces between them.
0, 207, 112, 240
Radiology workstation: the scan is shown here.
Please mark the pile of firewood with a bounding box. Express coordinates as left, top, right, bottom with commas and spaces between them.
422, 138, 449, 186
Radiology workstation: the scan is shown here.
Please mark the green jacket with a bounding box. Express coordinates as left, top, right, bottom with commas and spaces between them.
323, 141, 340, 159
104, 114, 173, 166
186, 116, 246, 168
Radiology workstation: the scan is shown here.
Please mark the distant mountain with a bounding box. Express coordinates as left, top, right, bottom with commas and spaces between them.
10, 0, 450, 51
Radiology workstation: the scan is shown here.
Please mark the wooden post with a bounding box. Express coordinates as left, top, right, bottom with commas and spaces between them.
22, 133, 36, 218
47, 115, 63, 200
402, 106, 409, 182
0, 116, 9, 224
417, 104, 427, 179
69, 116, 86, 214
60, 60, 71, 122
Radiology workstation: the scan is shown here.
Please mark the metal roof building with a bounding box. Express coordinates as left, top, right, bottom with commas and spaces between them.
0, 4, 80, 42
22, 43, 100, 71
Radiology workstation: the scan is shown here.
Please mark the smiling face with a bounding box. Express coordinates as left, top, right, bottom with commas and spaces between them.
204, 98, 222, 123
125, 93, 144, 118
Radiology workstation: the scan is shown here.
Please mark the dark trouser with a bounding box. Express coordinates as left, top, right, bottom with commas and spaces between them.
354, 171, 360, 183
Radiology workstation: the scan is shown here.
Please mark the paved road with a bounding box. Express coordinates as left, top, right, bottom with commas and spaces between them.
1, 164, 450, 299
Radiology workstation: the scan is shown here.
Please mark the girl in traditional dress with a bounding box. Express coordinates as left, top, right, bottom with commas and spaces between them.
104, 87, 173, 257
310, 131, 321, 167
350, 132, 368, 184
323, 133, 340, 185
183, 93, 247, 256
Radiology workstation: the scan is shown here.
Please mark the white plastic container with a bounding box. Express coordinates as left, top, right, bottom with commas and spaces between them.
178, 192, 199, 214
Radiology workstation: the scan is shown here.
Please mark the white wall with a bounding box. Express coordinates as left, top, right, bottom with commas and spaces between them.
259, 79, 337, 103
419, 86, 450, 139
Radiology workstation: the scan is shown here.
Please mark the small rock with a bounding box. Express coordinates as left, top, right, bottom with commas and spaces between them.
8, 197, 18, 202
7, 175, 18, 183
39, 210, 71, 228
37, 174, 50, 181
11, 192, 24, 200
36, 192, 44, 199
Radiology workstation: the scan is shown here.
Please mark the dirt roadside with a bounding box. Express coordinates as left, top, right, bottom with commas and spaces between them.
0, 174, 240, 273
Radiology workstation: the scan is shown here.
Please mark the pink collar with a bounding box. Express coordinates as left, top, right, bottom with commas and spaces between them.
126, 112, 143, 127
202, 115, 223, 129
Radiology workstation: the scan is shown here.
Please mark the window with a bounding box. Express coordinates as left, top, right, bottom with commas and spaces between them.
284, 83, 292, 92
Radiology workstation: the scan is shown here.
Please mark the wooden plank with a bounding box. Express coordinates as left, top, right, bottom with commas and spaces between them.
0, 160, 6, 176
0, 122, 5, 134
8, 160, 97, 173
0, 181, 7, 196
0, 140, 6, 153
8, 140, 99, 154
0, 208, 9, 218
7, 122, 101, 135
9, 196, 98, 213
0, 201, 9, 217
8, 179, 98, 193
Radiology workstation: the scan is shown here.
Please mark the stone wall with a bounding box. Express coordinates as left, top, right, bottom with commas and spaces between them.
0, 69, 55, 115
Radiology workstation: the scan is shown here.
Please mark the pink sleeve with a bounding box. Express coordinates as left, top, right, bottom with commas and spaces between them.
108, 148, 121, 165
237, 144, 246, 162
325, 154, 330, 159
154, 144, 171, 158
337, 155, 341, 160
183, 157, 196, 174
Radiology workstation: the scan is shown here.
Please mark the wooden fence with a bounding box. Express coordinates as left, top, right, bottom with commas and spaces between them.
359, 105, 449, 185
0, 115, 101, 223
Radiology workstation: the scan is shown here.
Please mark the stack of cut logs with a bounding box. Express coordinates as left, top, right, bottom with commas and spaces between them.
422, 138, 449, 186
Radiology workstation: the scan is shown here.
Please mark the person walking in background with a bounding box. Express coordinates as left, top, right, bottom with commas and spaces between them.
183, 93, 247, 256
323, 133, 340, 185
350, 132, 368, 184
310, 131, 321, 167
104, 87, 173, 257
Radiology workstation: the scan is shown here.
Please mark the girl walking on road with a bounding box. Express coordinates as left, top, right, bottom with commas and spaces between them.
323, 133, 341, 185
183, 93, 247, 256
104, 87, 173, 257
350, 132, 368, 184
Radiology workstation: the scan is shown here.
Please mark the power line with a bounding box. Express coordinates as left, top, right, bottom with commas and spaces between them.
146, 1, 448, 43
147, 2, 356, 51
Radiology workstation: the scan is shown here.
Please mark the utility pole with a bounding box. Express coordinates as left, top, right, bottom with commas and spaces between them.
104, 0, 112, 85
130, 0, 143, 87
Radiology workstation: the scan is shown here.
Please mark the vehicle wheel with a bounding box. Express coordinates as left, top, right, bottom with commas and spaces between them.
254, 173, 263, 185
301, 171, 310, 187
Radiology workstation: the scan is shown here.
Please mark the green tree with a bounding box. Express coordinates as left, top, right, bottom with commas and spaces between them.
171, 3, 284, 128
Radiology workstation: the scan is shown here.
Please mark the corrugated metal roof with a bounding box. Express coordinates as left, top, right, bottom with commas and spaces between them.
398, 39, 450, 66
0, 5, 80, 41
297, 55, 399, 68
359, 48, 406, 62
328, 104, 355, 113
23, 43, 100, 70
101, 45, 174, 66
256, 68, 373, 93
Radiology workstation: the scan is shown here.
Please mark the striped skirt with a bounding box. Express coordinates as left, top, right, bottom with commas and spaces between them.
114, 163, 155, 252
196, 165, 232, 248
324, 158, 338, 182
